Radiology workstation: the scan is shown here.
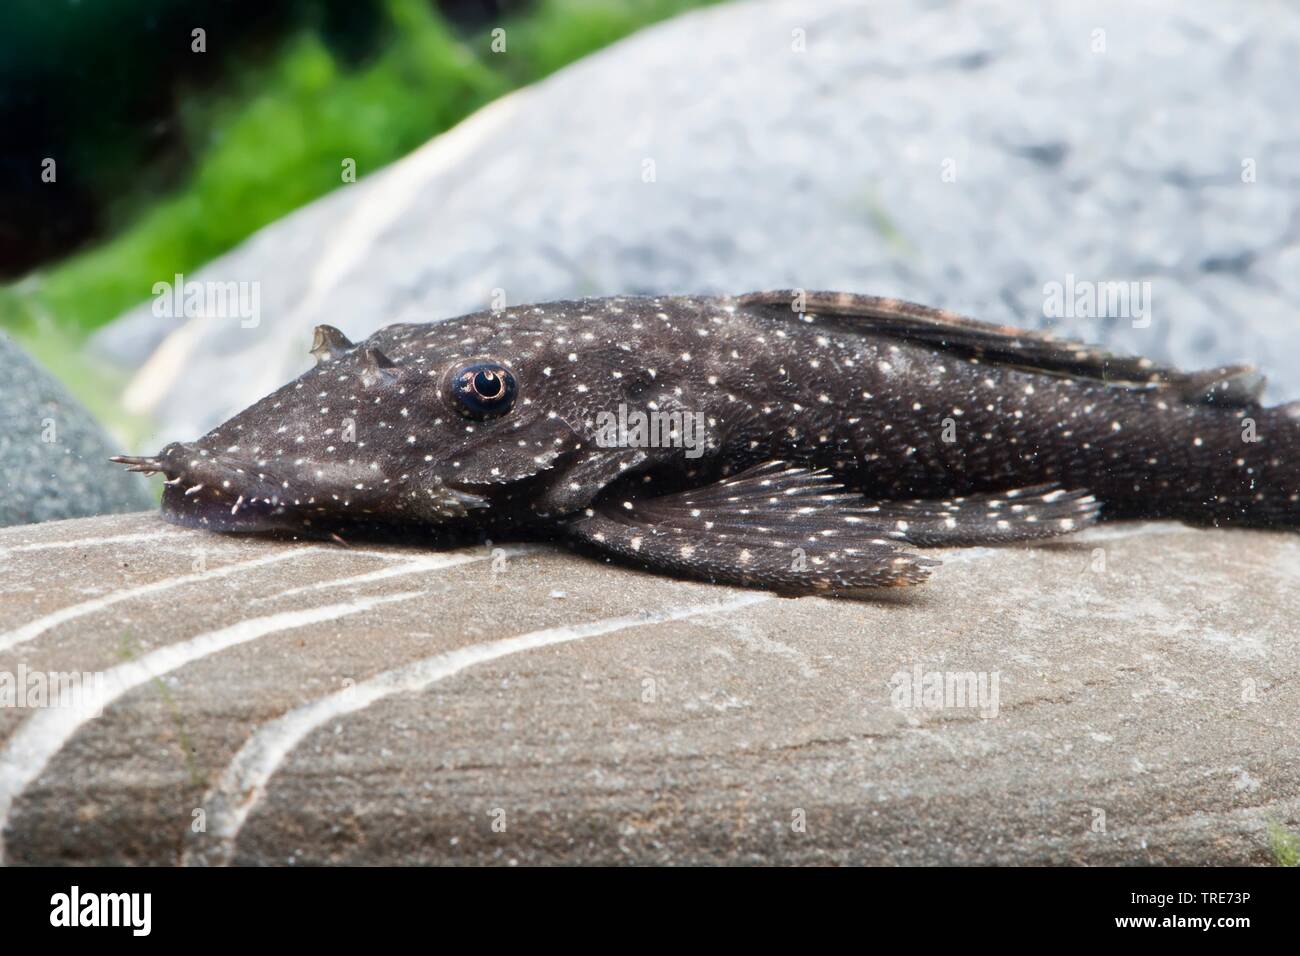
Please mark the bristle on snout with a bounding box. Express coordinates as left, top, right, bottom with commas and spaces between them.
109, 455, 164, 476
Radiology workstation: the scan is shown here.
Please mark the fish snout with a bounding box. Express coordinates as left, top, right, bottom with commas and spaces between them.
155, 441, 227, 487
131, 442, 295, 531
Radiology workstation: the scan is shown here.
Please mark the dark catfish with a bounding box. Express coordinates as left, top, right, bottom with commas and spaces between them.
113, 291, 1300, 593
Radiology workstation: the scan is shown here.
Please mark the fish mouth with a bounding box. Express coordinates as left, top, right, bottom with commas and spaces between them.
110, 443, 491, 535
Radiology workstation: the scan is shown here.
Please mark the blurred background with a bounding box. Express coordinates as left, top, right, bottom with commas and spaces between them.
2, 0, 1297, 526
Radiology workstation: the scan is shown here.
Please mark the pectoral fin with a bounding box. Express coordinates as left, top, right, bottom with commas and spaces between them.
564, 462, 1104, 593
564, 461, 937, 593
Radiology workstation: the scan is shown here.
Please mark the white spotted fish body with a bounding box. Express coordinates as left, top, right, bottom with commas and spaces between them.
113, 291, 1300, 593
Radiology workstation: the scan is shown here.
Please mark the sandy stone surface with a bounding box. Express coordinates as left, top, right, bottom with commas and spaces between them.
0, 512, 1295, 865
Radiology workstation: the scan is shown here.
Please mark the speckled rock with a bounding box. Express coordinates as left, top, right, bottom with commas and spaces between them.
0, 332, 152, 527
94, 0, 1300, 449
0, 513, 1296, 864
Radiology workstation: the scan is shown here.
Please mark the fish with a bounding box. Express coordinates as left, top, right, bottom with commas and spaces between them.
112, 291, 1300, 594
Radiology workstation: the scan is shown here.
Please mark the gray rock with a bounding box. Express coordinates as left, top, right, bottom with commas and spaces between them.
0, 512, 1296, 864
92, 0, 1300, 450
0, 333, 153, 527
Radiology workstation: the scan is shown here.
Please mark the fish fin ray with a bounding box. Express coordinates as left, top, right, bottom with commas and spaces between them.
848, 485, 1102, 546
736, 290, 1264, 398
1178, 366, 1265, 406
565, 461, 936, 592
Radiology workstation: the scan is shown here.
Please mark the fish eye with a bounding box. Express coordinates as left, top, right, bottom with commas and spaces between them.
449, 362, 517, 419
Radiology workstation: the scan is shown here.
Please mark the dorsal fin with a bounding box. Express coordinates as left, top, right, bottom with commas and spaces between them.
310, 325, 353, 364
736, 290, 1264, 404
1178, 366, 1265, 406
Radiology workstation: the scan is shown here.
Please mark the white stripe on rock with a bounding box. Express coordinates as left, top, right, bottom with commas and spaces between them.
0, 530, 182, 558
0, 589, 425, 864
0, 550, 311, 654
259, 545, 535, 601
261, 554, 480, 601
185, 592, 774, 866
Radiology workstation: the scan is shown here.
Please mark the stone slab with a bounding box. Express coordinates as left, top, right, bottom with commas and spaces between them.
0, 513, 1295, 864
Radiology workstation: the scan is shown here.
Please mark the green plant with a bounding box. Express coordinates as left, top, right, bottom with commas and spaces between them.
1269, 821, 1299, 867
6, 0, 718, 342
